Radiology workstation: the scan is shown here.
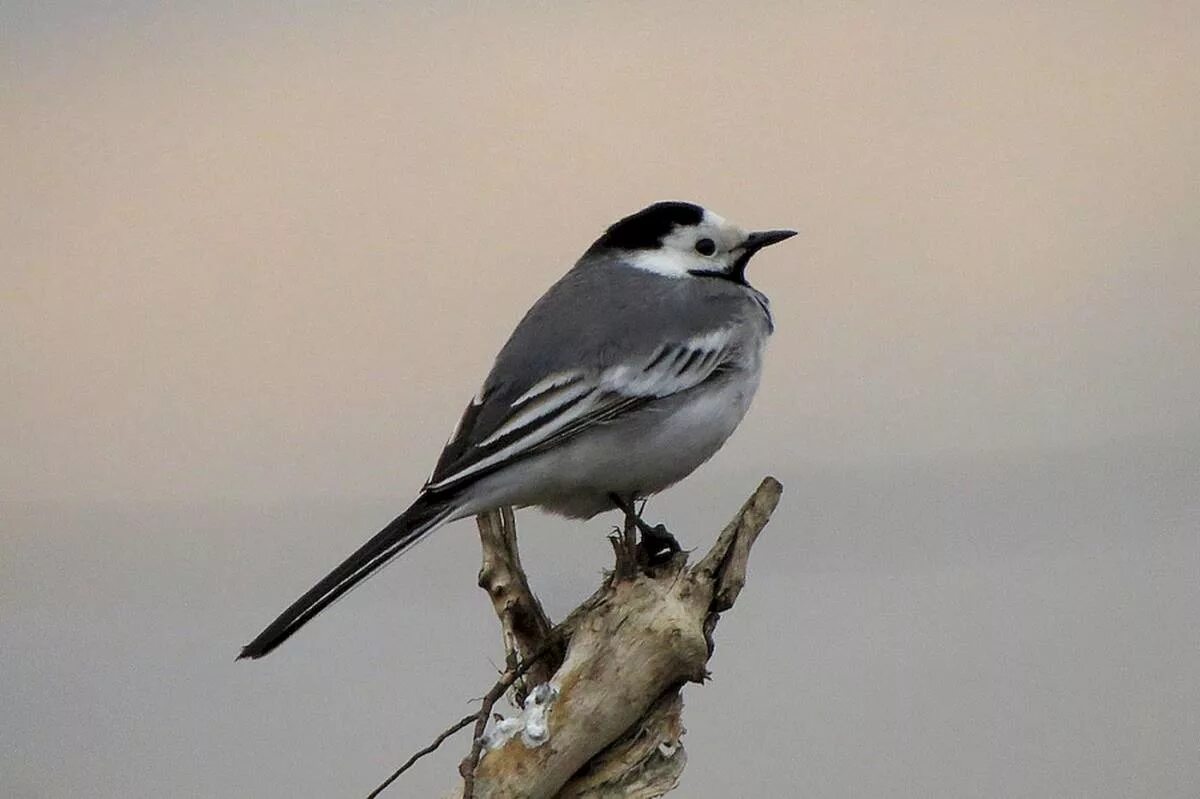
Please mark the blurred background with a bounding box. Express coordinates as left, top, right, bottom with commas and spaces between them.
3, 2, 1198, 796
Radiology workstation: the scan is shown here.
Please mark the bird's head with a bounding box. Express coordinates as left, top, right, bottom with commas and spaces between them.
587, 201, 796, 284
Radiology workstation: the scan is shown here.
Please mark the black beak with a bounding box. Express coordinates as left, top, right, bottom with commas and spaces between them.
742, 229, 798, 253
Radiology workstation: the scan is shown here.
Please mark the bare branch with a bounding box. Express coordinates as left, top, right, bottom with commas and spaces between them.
476, 508, 560, 697
692, 477, 782, 611
366, 712, 477, 799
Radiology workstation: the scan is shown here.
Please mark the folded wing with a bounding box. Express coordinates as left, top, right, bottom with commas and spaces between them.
424, 328, 734, 493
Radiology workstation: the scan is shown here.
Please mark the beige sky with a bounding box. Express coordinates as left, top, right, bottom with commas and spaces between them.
5, 2, 1197, 504
3, 4, 1199, 798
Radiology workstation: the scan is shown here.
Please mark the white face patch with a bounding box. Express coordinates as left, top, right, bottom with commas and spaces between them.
620, 208, 749, 279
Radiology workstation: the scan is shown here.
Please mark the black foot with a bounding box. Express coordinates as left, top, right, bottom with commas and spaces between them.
640, 523, 681, 558
607, 494, 680, 561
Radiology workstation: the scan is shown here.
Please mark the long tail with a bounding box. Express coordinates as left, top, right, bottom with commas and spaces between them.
239, 493, 455, 660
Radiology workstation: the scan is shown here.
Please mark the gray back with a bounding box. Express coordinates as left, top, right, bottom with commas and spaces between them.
487, 254, 769, 391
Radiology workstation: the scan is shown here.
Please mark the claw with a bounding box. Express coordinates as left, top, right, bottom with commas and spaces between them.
640, 523, 681, 558
607, 493, 682, 563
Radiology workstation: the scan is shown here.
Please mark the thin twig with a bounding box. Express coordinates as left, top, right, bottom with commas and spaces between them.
366, 713, 477, 799
369, 633, 562, 799
459, 649, 519, 798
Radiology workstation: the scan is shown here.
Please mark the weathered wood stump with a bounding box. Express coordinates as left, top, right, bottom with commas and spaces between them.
368, 477, 782, 798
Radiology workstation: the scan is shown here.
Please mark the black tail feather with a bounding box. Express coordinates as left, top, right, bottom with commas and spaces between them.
239, 494, 452, 660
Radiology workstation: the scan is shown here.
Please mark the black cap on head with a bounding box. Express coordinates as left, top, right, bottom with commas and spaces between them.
590, 201, 705, 252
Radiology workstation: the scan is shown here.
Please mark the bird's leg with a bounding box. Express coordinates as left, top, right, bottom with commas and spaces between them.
607, 496, 639, 580
608, 494, 681, 562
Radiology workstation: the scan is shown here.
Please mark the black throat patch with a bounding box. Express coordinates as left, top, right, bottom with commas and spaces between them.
689, 248, 753, 285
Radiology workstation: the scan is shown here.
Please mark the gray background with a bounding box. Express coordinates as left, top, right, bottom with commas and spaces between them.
4, 2, 1198, 797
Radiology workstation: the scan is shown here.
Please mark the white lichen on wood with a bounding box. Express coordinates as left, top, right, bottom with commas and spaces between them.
482, 683, 559, 751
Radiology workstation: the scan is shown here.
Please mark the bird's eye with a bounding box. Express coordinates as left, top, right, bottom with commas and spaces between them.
694, 238, 716, 256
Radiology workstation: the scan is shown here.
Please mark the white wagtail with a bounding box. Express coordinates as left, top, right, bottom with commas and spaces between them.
240, 201, 795, 659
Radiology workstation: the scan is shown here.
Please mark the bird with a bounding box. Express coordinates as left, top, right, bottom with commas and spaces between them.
239, 201, 795, 659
